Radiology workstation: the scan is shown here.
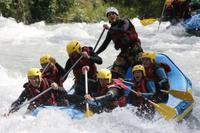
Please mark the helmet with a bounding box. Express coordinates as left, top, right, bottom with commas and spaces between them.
97, 69, 112, 83
66, 40, 81, 55
40, 54, 51, 65
165, 0, 173, 6
132, 65, 146, 76
141, 51, 156, 63
27, 68, 42, 81
106, 7, 119, 17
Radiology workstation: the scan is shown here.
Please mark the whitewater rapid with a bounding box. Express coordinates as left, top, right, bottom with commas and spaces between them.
0, 16, 200, 133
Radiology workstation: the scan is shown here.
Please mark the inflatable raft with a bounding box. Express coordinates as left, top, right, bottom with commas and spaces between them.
182, 13, 200, 36
32, 54, 194, 122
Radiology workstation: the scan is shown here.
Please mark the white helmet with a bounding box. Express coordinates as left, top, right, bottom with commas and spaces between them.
106, 7, 119, 17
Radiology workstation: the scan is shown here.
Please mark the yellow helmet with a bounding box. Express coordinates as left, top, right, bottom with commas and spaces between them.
97, 69, 112, 83
27, 68, 42, 81
141, 51, 156, 63
66, 40, 81, 55
132, 65, 146, 76
40, 54, 51, 65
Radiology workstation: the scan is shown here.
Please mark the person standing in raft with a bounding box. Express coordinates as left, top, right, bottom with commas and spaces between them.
95, 7, 143, 79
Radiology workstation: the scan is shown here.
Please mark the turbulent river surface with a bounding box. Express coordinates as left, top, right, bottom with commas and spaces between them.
0, 16, 200, 133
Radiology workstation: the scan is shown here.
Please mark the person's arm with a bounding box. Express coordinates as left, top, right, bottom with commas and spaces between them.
54, 59, 72, 81
88, 47, 103, 64
93, 88, 119, 102
95, 32, 112, 55
55, 62, 66, 77
155, 67, 169, 87
9, 89, 28, 113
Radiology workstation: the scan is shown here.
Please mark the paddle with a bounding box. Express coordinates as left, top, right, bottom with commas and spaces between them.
126, 86, 176, 120
5, 87, 53, 116
140, 18, 157, 26
84, 69, 93, 117
158, 0, 168, 31
122, 80, 193, 102
41, 62, 50, 74
160, 89, 194, 102
62, 55, 84, 80
93, 28, 106, 52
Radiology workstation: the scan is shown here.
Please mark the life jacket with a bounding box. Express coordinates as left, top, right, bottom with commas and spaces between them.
97, 79, 127, 107
42, 65, 62, 86
24, 78, 57, 106
145, 63, 171, 82
173, 0, 191, 20
131, 79, 149, 106
70, 46, 97, 82
110, 19, 140, 51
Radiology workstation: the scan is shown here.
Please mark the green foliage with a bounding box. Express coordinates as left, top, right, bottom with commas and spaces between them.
65, 0, 107, 22
0, 0, 166, 24
30, 0, 74, 23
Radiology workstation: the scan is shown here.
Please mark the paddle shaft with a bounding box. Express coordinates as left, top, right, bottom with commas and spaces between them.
85, 70, 89, 111
62, 55, 84, 80
126, 85, 176, 120
158, 1, 167, 31
125, 85, 155, 105
93, 28, 106, 52
84, 69, 93, 117
122, 79, 193, 102
41, 62, 50, 74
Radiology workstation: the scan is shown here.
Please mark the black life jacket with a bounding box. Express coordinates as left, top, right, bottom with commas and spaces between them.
110, 19, 140, 51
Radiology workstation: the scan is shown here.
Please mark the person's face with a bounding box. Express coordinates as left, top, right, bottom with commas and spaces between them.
69, 51, 80, 59
28, 76, 40, 88
133, 71, 143, 82
107, 12, 118, 23
41, 63, 51, 72
99, 79, 109, 88
142, 58, 152, 68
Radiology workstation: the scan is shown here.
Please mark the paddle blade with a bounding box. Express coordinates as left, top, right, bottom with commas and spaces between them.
140, 18, 157, 26
153, 103, 176, 120
169, 90, 194, 102
85, 108, 93, 118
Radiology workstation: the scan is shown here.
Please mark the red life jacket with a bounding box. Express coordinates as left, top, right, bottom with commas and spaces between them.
132, 79, 148, 93
42, 65, 62, 86
145, 63, 171, 82
110, 19, 140, 51
145, 64, 159, 82
132, 79, 149, 106
24, 78, 57, 106
70, 47, 97, 82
